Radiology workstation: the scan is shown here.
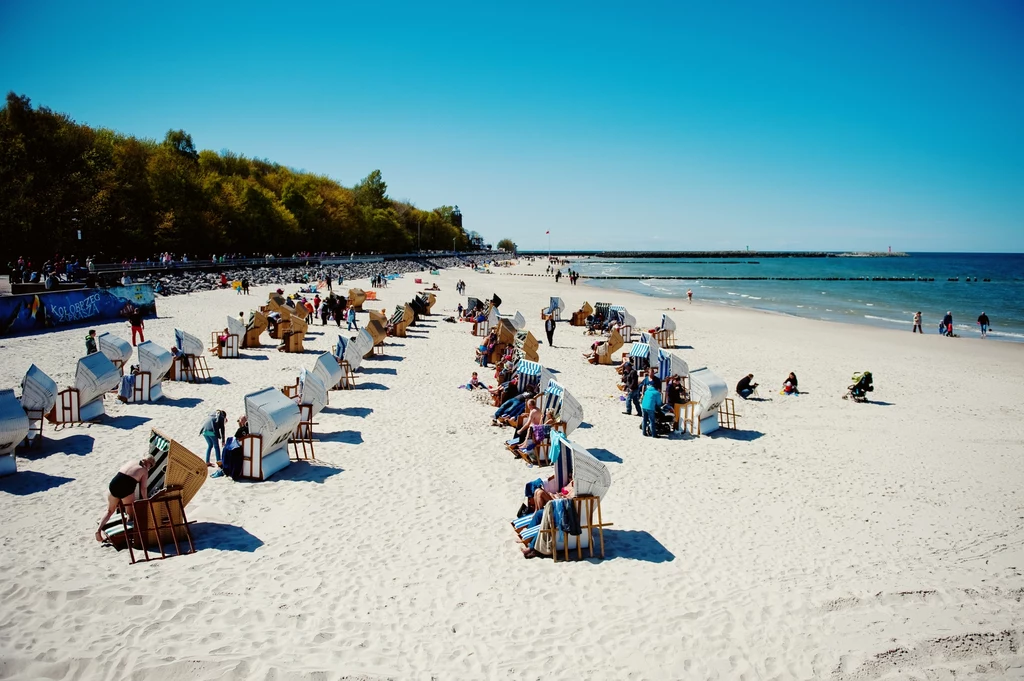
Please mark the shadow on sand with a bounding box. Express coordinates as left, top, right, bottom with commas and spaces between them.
319, 430, 363, 445
602, 529, 675, 563
587, 447, 623, 463
191, 522, 265, 552
0, 471, 74, 496
273, 460, 345, 483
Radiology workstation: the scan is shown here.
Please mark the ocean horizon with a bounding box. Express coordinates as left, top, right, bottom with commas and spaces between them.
569, 252, 1024, 342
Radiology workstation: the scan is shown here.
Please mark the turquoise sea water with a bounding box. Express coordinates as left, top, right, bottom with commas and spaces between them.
572, 253, 1024, 342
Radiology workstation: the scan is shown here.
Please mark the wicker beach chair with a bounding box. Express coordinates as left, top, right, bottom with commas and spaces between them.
103, 429, 207, 562
570, 302, 593, 326
348, 288, 367, 311
237, 387, 301, 480
20, 364, 57, 451
596, 328, 624, 365
365, 319, 387, 355
245, 311, 268, 348
0, 390, 30, 477
279, 316, 307, 353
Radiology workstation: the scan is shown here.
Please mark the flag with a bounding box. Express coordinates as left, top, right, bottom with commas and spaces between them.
545, 230, 550, 234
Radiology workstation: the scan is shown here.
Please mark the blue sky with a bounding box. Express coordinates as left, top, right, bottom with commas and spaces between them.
2, 1, 1022, 252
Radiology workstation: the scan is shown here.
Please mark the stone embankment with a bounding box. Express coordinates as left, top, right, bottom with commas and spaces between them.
134, 256, 468, 296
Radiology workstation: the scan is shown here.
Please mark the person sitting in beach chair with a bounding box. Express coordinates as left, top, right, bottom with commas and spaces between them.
475, 329, 499, 367
505, 399, 542, 449
582, 339, 606, 364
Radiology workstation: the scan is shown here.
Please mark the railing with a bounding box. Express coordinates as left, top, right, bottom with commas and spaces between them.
90, 251, 495, 274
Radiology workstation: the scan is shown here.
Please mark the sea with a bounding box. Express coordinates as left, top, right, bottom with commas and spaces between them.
571, 253, 1024, 343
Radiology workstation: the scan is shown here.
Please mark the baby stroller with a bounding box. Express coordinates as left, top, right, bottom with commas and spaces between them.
844, 371, 874, 403
656, 405, 676, 435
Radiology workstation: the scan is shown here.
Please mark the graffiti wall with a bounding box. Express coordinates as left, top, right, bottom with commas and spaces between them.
0, 285, 157, 336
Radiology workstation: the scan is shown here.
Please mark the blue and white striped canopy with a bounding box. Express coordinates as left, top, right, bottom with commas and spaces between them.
517, 359, 542, 377
334, 335, 348, 359
661, 314, 677, 332
639, 332, 653, 345
629, 343, 651, 359
658, 349, 689, 380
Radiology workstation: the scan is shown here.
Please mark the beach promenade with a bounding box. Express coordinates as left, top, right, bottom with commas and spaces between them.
1, 261, 1022, 680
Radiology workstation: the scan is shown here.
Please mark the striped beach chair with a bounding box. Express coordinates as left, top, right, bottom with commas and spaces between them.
517, 435, 612, 561
654, 314, 677, 348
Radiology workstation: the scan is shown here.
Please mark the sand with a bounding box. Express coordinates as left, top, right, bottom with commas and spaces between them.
1, 261, 1023, 680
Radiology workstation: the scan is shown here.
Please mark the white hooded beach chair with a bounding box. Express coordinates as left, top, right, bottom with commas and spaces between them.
512, 311, 527, 331
541, 380, 584, 434
521, 436, 612, 561
210, 315, 243, 358
98, 332, 133, 374
282, 368, 327, 459
474, 306, 498, 337
608, 305, 635, 341
20, 364, 57, 449
685, 367, 733, 435
126, 341, 173, 402
654, 314, 677, 348
0, 389, 30, 477
238, 387, 301, 480
313, 351, 344, 394
171, 329, 211, 383
541, 297, 565, 321
50, 352, 120, 425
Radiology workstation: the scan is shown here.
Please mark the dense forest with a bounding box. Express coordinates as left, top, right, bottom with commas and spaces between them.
0, 93, 473, 264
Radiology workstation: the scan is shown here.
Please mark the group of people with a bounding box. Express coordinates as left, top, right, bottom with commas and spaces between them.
914, 310, 991, 338
616, 359, 688, 438
735, 372, 799, 399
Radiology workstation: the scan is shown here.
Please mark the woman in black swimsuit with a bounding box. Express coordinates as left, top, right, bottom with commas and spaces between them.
95, 455, 156, 542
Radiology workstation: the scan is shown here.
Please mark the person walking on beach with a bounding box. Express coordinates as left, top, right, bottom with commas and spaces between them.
346, 306, 358, 331
977, 312, 990, 338
942, 311, 954, 337
128, 308, 145, 346
687, 289, 693, 304
544, 315, 556, 347
95, 455, 156, 542
85, 329, 98, 355
912, 311, 922, 333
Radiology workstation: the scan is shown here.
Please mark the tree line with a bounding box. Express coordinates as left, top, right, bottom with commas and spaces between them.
0, 92, 473, 264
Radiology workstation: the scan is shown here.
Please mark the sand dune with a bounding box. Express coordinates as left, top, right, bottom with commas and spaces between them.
1, 262, 1022, 680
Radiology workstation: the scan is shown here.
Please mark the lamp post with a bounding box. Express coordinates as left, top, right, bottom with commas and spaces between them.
453, 237, 457, 254
417, 219, 422, 255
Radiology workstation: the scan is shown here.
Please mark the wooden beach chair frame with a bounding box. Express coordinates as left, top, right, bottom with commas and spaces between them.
597, 329, 624, 365
245, 311, 268, 348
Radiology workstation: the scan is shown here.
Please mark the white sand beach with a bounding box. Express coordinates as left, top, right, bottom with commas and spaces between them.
1, 261, 1023, 680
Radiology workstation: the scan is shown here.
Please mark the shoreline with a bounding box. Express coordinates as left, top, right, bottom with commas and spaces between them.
557, 272, 1024, 343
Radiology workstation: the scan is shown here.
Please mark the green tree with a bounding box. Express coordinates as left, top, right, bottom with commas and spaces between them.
353, 169, 389, 210
497, 238, 516, 252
